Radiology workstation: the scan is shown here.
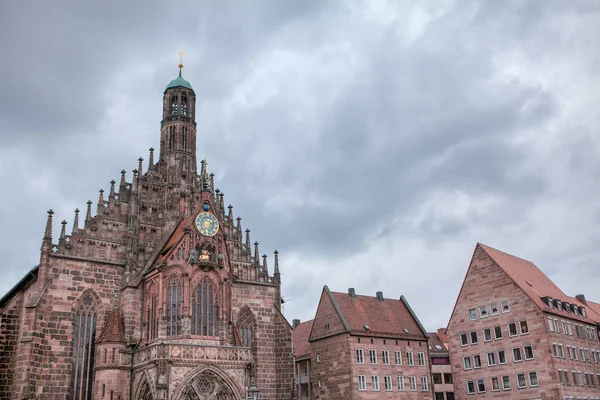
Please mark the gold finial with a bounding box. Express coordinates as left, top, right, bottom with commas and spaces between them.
178, 51, 185, 69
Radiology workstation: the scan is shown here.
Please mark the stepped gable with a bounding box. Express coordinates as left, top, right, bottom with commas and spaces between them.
97, 308, 125, 343
292, 320, 313, 359
478, 243, 600, 323
330, 290, 428, 339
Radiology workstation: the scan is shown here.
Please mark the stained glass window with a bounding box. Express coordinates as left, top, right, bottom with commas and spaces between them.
192, 279, 219, 336
68, 292, 97, 400
166, 279, 182, 336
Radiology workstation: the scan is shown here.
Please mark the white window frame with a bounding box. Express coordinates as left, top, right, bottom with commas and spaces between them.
382, 350, 390, 365
483, 327, 492, 342
394, 351, 402, 365
356, 348, 364, 364
477, 378, 486, 393
470, 331, 478, 344
520, 320, 529, 335
384, 375, 392, 391
508, 322, 518, 337
516, 373, 527, 389
524, 345, 534, 360
397, 376, 405, 391
490, 302, 499, 315
494, 325, 503, 340
513, 347, 522, 363
463, 356, 472, 370
466, 380, 475, 395
420, 376, 429, 392
369, 349, 377, 364
479, 305, 488, 318
497, 350, 507, 364
469, 308, 477, 320
487, 352, 496, 366
490, 376, 500, 392
460, 332, 468, 346
417, 352, 426, 366
407, 351, 414, 366
371, 375, 380, 391
501, 300, 510, 313
473, 354, 482, 369
502, 375, 511, 390
358, 375, 366, 391
409, 376, 417, 392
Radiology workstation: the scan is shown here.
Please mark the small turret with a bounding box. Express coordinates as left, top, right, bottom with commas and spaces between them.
42, 209, 54, 248
148, 148, 154, 168
59, 220, 67, 242
72, 208, 79, 234
273, 250, 281, 284
85, 200, 92, 227
254, 242, 259, 264
228, 205, 233, 221
109, 180, 116, 200
262, 254, 268, 275
138, 158, 143, 175
97, 189, 105, 213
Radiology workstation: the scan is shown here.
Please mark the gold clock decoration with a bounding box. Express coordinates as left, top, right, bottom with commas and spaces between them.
195, 212, 219, 237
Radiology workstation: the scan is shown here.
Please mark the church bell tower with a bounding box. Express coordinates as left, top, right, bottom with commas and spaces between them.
160, 55, 197, 187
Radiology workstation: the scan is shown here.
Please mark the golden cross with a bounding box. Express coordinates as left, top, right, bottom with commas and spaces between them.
178, 51, 186, 67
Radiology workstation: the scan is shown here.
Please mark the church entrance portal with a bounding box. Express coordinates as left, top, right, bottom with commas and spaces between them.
176, 369, 238, 400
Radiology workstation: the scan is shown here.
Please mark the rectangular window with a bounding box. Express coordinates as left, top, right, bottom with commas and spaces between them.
409, 376, 417, 392
517, 373, 527, 388
477, 379, 485, 393
384, 376, 392, 391
369, 349, 377, 364
513, 347, 522, 362
490, 302, 499, 315
418, 352, 426, 366
502, 376, 511, 390
548, 317, 555, 332
491, 377, 500, 391
524, 345, 534, 360
444, 373, 452, 384
382, 350, 390, 365
473, 354, 482, 368
469, 308, 477, 320
433, 374, 443, 384
407, 351, 414, 366
520, 320, 529, 334
567, 323, 573, 335
553, 343, 560, 358
498, 350, 507, 364
421, 376, 429, 391
487, 352, 496, 366
372, 376, 380, 391
460, 333, 468, 346
494, 326, 503, 340
559, 344, 565, 359
479, 305, 488, 318
463, 356, 472, 370
553, 319, 560, 332
358, 375, 366, 391
470, 331, 478, 344
466, 381, 475, 394
397, 376, 405, 391
356, 348, 364, 364
483, 328, 492, 342
394, 351, 402, 365
508, 322, 517, 337
501, 300, 510, 313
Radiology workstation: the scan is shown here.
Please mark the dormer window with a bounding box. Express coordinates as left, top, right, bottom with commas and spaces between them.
555, 299, 562, 310
581, 308, 587, 318
562, 302, 570, 312
572, 305, 578, 316
547, 297, 553, 308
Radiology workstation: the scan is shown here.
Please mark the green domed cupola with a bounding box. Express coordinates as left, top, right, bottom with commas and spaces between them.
165, 71, 194, 93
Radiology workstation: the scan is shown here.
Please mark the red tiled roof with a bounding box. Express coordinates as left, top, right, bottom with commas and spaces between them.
292, 320, 313, 358
427, 332, 448, 353
330, 292, 427, 340
587, 301, 600, 317
97, 308, 125, 343
436, 328, 448, 346
479, 243, 600, 324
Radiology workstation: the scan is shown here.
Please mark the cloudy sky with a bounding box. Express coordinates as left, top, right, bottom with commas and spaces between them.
1, 1, 599, 331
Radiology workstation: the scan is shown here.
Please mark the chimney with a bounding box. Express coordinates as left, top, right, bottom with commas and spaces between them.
376, 291, 384, 301
576, 294, 587, 305
293, 319, 301, 329
348, 288, 356, 298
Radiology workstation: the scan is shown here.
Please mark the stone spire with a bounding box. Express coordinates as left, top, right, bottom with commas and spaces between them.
214, 189, 221, 209
254, 242, 259, 264
262, 254, 268, 274
210, 173, 215, 192
273, 250, 281, 284
245, 229, 251, 249
72, 208, 79, 234
42, 209, 54, 248
236, 217, 242, 236
109, 180, 116, 200
97, 189, 105, 213
228, 205, 233, 221
85, 200, 92, 226
132, 169, 138, 192
119, 169, 127, 192
148, 147, 154, 168
219, 193, 225, 218
60, 220, 67, 241
138, 157, 143, 175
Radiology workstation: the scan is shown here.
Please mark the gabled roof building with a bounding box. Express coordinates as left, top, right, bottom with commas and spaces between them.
293, 286, 433, 399
447, 243, 600, 400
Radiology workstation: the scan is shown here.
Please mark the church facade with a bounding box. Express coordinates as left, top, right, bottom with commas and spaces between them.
0, 66, 294, 400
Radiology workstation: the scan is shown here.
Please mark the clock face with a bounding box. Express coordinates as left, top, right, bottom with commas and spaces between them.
195, 212, 219, 237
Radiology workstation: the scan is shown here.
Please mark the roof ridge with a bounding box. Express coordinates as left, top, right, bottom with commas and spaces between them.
477, 242, 535, 264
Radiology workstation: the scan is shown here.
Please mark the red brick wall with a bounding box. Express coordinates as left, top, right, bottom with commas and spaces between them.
447, 245, 556, 400
0, 291, 24, 397
310, 333, 352, 399
309, 290, 347, 342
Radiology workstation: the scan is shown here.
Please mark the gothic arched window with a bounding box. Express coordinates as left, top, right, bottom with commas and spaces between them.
145, 284, 158, 342
181, 93, 188, 116
170, 95, 178, 115
182, 126, 187, 151
192, 279, 219, 336
68, 292, 97, 400
166, 277, 183, 336
236, 306, 256, 349
168, 126, 176, 150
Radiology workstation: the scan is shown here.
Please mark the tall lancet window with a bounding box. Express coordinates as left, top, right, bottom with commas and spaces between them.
168, 126, 176, 150
166, 277, 182, 336
182, 126, 187, 151
192, 278, 219, 336
146, 284, 158, 342
170, 95, 178, 115
68, 292, 97, 400
181, 93, 188, 116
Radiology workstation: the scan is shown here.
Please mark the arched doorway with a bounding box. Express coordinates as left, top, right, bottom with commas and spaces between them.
177, 369, 239, 400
